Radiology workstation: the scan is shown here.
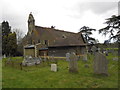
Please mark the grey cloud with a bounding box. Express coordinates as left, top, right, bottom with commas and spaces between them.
68, 2, 118, 18
77, 2, 118, 14
81, 2, 117, 14
2, 10, 28, 35
118, 1, 120, 15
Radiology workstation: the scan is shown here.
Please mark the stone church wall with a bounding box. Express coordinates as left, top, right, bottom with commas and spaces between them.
48, 46, 86, 57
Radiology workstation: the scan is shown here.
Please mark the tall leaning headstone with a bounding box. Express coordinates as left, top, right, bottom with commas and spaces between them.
69, 52, 78, 73
94, 52, 108, 76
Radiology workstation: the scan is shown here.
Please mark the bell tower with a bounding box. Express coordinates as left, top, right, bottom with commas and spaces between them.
28, 12, 35, 35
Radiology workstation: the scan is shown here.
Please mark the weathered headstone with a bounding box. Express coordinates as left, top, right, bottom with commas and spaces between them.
43, 53, 46, 61
91, 46, 97, 55
94, 52, 108, 76
3, 54, 6, 58
66, 53, 70, 61
112, 57, 118, 61
82, 54, 87, 62
51, 55, 54, 62
69, 52, 78, 73
51, 55, 57, 64
22, 56, 41, 66
34, 57, 41, 64
98, 48, 100, 51
22, 61, 26, 66
103, 50, 108, 56
51, 64, 57, 72
28, 56, 32, 60
27, 62, 35, 66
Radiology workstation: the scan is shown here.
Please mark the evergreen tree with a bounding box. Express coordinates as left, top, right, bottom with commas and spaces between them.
99, 15, 120, 42
2, 21, 17, 56
2, 21, 11, 36
2, 21, 11, 56
79, 26, 96, 44
7, 32, 17, 56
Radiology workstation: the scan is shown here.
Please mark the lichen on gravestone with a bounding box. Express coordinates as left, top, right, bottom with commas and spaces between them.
93, 52, 108, 76
69, 52, 78, 73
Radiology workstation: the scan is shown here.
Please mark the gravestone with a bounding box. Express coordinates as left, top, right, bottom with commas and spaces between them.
91, 46, 97, 55
94, 52, 108, 76
51, 55, 54, 62
27, 62, 35, 66
3, 54, 6, 58
34, 57, 41, 64
66, 53, 70, 61
22, 56, 41, 66
69, 52, 78, 73
43, 53, 46, 61
112, 57, 118, 61
51, 64, 57, 72
22, 60, 26, 66
51, 55, 57, 64
103, 50, 108, 56
82, 54, 87, 62
98, 48, 100, 51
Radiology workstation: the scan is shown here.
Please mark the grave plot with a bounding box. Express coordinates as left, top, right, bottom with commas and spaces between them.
22, 56, 42, 66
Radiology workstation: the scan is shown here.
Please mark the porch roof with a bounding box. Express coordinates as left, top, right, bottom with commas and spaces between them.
39, 48, 48, 50
24, 45, 35, 49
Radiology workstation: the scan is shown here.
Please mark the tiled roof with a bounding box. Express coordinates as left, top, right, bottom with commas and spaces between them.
34, 26, 86, 47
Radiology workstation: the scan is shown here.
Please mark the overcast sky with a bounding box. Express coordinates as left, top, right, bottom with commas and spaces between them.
0, 0, 119, 43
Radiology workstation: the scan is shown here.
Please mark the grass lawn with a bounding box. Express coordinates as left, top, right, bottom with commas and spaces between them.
0, 59, 2, 89
2, 53, 118, 88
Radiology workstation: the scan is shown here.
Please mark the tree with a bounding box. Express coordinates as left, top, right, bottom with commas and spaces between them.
2, 21, 11, 36
2, 21, 17, 56
2, 35, 8, 56
2, 21, 11, 56
79, 26, 96, 44
12, 29, 24, 44
7, 32, 17, 56
0, 24, 2, 56
99, 15, 120, 42
12, 29, 25, 56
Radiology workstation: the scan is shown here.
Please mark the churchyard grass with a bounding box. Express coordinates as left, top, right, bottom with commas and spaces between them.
0, 59, 2, 89
2, 54, 118, 88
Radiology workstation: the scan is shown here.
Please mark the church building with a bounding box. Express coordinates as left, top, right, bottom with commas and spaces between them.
22, 13, 87, 57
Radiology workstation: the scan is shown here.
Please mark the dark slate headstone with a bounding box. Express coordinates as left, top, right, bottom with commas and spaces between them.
94, 52, 108, 76
69, 52, 78, 73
